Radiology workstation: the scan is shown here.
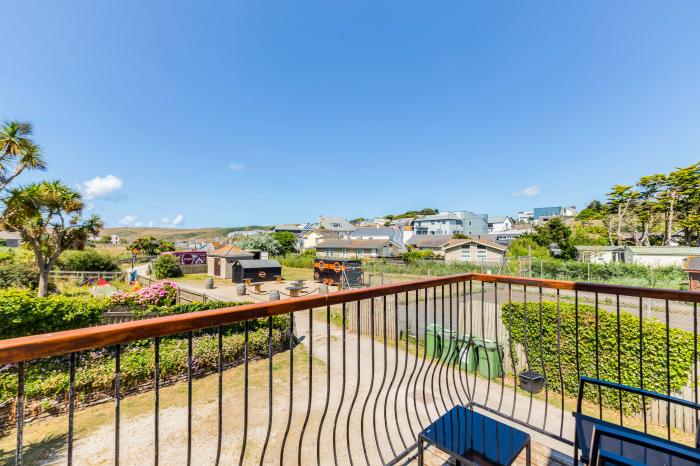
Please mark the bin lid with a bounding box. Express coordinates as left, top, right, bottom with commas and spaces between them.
481, 340, 503, 350
519, 370, 544, 381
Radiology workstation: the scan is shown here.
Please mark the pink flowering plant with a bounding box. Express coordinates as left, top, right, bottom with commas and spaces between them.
110, 281, 178, 307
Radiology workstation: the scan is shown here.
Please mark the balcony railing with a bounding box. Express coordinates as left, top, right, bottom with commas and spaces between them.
1, 273, 699, 465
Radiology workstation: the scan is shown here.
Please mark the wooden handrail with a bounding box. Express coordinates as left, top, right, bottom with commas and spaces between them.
0, 273, 698, 365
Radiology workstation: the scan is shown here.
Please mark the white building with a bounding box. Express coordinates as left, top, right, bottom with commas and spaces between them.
517, 211, 534, 223
413, 211, 488, 236
110, 235, 120, 245
487, 216, 514, 233
298, 229, 345, 251
350, 227, 404, 248
624, 246, 700, 267
317, 216, 355, 233
575, 246, 625, 264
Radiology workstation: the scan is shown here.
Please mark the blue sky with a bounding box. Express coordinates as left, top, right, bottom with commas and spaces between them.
2, 1, 699, 228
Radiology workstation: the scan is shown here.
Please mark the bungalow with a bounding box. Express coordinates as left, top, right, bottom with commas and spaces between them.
273, 224, 303, 234
207, 245, 255, 279
487, 216, 514, 233
443, 238, 507, 264
405, 235, 453, 256
624, 246, 700, 267
350, 227, 404, 248
575, 246, 626, 264
315, 239, 401, 259
318, 216, 355, 233
298, 228, 345, 251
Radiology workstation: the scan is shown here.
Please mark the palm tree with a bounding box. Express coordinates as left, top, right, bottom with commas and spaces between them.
0, 180, 103, 296
0, 121, 46, 191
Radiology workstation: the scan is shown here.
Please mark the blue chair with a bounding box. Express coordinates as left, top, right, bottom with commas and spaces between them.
590, 423, 700, 466
574, 377, 700, 465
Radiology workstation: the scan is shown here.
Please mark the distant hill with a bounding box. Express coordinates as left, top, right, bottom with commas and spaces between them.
100, 226, 270, 243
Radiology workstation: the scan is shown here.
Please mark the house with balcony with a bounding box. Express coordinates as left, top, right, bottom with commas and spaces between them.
413, 211, 488, 236
487, 215, 514, 233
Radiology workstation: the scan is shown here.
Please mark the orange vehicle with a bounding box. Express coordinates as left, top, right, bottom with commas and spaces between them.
313, 259, 363, 286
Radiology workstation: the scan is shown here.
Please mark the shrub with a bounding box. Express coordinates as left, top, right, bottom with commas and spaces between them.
152, 254, 182, 279
0, 261, 40, 289
0, 289, 109, 339
277, 249, 316, 268
501, 301, 695, 413
402, 249, 435, 264
110, 281, 178, 307
57, 250, 119, 272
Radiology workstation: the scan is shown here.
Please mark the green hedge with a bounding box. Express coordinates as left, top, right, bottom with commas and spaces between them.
0, 289, 109, 339
501, 301, 696, 412
532, 260, 686, 288
0, 316, 290, 410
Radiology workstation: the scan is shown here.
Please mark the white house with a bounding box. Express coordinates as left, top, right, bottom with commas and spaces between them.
318, 216, 355, 233
624, 246, 700, 267
110, 235, 120, 245
575, 246, 626, 264
298, 229, 345, 251
207, 245, 255, 279
315, 239, 401, 259
487, 216, 514, 233
350, 227, 404, 248
0, 231, 21, 247
405, 235, 453, 256
413, 211, 488, 236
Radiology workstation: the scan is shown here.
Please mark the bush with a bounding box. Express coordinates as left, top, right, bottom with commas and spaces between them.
110, 281, 178, 307
152, 254, 182, 279
0, 289, 109, 339
57, 250, 119, 272
501, 300, 695, 413
277, 249, 316, 268
402, 249, 435, 264
0, 314, 291, 425
0, 261, 40, 289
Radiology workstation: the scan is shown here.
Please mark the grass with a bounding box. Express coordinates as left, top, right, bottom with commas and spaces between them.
0, 347, 317, 465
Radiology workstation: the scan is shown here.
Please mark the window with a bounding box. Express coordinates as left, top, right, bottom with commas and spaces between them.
325, 250, 333, 258
342, 249, 347, 258
477, 245, 487, 259
461, 248, 470, 260
357, 249, 364, 257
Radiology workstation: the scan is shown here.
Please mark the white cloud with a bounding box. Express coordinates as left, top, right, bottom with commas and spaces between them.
148, 221, 155, 227
513, 185, 541, 197
80, 175, 124, 199
118, 215, 138, 226
161, 214, 185, 227
229, 162, 245, 172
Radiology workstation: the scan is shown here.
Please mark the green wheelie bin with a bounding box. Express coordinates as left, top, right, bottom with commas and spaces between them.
458, 337, 480, 373
476, 339, 504, 379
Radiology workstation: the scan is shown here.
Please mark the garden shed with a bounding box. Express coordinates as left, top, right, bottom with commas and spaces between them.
207, 246, 255, 280
232, 259, 282, 283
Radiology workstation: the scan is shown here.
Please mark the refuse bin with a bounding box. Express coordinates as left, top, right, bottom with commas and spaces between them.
425, 324, 442, 358
425, 324, 458, 361
477, 339, 504, 379
458, 337, 479, 373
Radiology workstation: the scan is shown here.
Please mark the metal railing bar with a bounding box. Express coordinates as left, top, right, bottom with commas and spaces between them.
556, 289, 565, 438
154, 337, 160, 466
538, 287, 549, 432
16, 362, 24, 466
470, 280, 478, 409
68, 352, 76, 466
279, 312, 295, 466
595, 293, 602, 419
115, 344, 121, 466
373, 295, 393, 460
346, 301, 361, 466
523, 286, 533, 425
361, 298, 377, 466
695, 302, 699, 429
317, 305, 332, 465
482, 283, 491, 409
450, 283, 464, 407
187, 332, 193, 465
507, 283, 517, 419
495, 283, 505, 414
638, 297, 647, 434
426, 287, 439, 422
616, 295, 623, 427
216, 327, 223, 466
331, 303, 347, 466
414, 288, 429, 429
437, 285, 450, 413
298, 309, 313, 465
666, 299, 671, 441
239, 323, 249, 466
391, 292, 408, 446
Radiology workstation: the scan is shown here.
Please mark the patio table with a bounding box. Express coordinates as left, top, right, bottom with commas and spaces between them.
418, 405, 531, 465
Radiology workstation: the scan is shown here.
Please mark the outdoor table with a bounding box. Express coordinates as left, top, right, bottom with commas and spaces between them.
249, 282, 264, 292
244, 278, 252, 286
285, 285, 307, 297
275, 275, 284, 283
418, 405, 531, 466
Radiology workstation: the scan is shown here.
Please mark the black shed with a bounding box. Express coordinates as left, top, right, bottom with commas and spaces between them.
232, 259, 282, 283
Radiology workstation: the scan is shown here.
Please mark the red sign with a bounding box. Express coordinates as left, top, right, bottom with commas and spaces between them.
165, 251, 207, 265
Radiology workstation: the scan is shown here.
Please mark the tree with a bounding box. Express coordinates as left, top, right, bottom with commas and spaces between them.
0, 121, 46, 191
235, 234, 283, 255
130, 237, 174, 255
0, 181, 102, 296
272, 231, 297, 255
152, 254, 182, 279
530, 217, 576, 259
606, 185, 637, 245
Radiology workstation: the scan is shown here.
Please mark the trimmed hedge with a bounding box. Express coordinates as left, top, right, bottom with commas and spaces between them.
0, 316, 290, 413
0, 289, 109, 340
501, 301, 696, 412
